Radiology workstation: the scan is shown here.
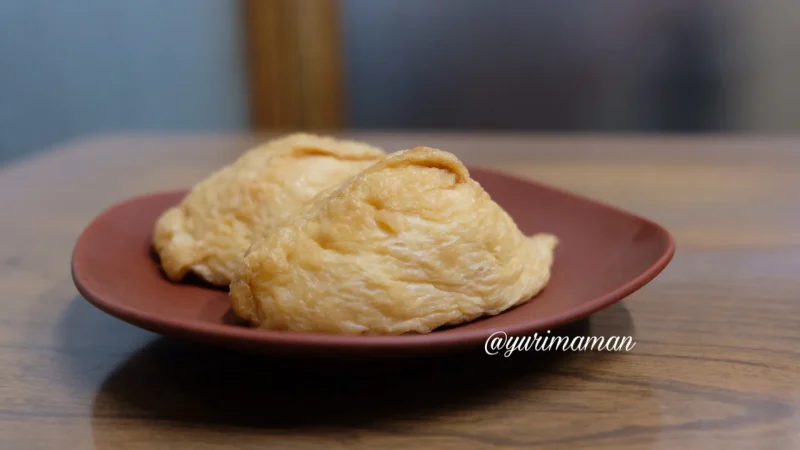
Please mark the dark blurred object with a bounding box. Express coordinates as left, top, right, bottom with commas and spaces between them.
341, 0, 732, 132
647, 6, 727, 131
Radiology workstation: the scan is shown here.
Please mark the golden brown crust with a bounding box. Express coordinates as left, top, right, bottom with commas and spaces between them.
230, 147, 558, 335
152, 133, 386, 286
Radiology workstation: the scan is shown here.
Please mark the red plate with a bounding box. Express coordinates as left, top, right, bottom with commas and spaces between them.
71, 167, 674, 358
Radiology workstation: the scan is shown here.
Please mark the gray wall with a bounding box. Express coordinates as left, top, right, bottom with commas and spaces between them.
342, 0, 798, 132
0, 0, 248, 164
3, 0, 799, 165
341, 0, 718, 131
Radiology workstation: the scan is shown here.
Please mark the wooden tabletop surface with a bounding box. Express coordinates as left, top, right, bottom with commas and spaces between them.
1, 133, 798, 449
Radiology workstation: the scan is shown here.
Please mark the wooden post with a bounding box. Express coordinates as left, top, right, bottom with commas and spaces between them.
243, 0, 346, 131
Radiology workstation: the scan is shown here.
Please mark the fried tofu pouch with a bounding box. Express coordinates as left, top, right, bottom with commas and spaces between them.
230, 147, 558, 335
153, 133, 385, 286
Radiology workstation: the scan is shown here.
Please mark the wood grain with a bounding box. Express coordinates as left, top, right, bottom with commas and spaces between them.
244, 0, 345, 130
0, 134, 798, 449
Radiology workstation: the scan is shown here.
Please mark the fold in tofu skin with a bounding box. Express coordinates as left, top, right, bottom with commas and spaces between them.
230, 147, 558, 335
152, 133, 386, 286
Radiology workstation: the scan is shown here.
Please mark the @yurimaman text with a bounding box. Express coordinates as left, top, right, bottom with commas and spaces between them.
485, 330, 636, 357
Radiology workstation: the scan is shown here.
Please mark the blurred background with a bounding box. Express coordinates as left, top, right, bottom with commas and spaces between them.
1, 0, 798, 164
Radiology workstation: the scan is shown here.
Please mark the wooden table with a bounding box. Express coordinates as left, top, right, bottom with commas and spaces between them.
1, 133, 798, 449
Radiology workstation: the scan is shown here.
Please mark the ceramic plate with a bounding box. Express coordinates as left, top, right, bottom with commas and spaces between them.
71, 167, 674, 357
